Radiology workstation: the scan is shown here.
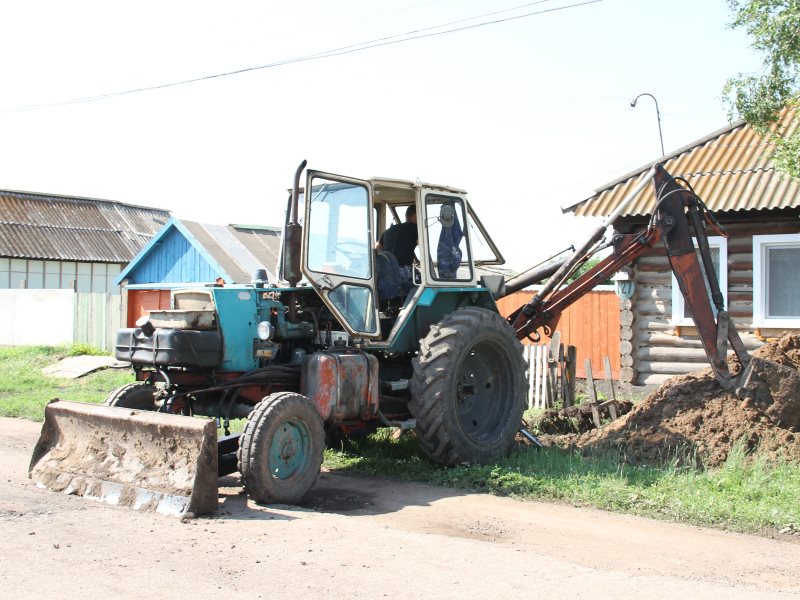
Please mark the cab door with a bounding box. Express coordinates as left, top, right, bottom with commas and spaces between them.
301, 170, 381, 339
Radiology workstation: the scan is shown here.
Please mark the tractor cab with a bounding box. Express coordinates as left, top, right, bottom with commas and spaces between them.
300, 170, 504, 345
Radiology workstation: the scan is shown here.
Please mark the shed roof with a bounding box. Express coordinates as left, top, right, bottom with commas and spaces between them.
0, 189, 170, 262
115, 218, 282, 285
566, 108, 799, 218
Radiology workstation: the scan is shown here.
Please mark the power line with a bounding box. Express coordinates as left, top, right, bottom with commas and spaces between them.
8, 0, 603, 112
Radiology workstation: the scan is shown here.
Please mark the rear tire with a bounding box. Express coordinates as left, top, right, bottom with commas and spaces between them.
237, 392, 325, 505
410, 307, 526, 465
104, 382, 157, 410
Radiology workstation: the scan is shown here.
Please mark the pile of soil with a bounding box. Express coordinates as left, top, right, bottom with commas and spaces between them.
543, 334, 800, 467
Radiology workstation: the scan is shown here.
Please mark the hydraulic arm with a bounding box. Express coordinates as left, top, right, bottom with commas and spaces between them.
508, 164, 751, 391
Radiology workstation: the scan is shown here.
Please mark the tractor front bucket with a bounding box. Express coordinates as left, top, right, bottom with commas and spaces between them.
29, 400, 218, 517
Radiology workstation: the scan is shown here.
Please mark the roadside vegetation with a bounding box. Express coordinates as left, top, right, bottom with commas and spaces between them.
2, 345, 798, 536
0, 344, 134, 421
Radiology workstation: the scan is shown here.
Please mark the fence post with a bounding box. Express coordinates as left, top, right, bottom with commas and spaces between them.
585, 358, 601, 428
564, 345, 576, 408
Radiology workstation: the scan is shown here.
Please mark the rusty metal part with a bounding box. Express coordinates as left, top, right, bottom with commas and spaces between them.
300, 350, 379, 424
29, 400, 218, 517
653, 165, 751, 389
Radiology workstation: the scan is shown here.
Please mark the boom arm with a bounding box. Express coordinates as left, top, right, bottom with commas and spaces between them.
508, 164, 751, 391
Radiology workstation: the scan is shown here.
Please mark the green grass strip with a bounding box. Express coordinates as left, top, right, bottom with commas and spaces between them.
0, 344, 134, 421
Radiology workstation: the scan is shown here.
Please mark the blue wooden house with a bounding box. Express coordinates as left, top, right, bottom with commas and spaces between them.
115, 218, 281, 326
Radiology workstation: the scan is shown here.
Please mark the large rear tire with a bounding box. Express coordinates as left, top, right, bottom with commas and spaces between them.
410, 307, 526, 465
237, 392, 325, 505
104, 382, 158, 410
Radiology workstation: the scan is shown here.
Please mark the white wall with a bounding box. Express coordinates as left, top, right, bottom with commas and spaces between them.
0, 289, 74, 346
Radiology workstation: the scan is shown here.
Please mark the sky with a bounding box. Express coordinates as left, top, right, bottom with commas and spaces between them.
0, 0, 764, 271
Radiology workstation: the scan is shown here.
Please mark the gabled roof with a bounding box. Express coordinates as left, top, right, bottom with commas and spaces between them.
566, 108, 799, 218
115, 218, 282, 285
0, 189, 169, 262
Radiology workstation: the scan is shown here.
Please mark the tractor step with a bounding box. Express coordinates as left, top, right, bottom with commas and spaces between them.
381, 378, 409, 392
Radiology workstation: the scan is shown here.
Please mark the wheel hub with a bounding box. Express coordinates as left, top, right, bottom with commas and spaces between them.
269, 421, 309, 479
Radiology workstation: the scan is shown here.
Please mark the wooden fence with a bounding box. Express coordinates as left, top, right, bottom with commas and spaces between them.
74, 292, 121, 351
496, 288, 621, 380
523, 335, 576, 409
523, 336, 618, 412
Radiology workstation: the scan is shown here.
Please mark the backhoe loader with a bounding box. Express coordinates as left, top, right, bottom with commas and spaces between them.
30, 162, 791, 516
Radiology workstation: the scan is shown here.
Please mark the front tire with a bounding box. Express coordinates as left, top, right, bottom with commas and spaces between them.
237, 392, 325, 505
410, 307, 526, 465
104, 382, 157, 410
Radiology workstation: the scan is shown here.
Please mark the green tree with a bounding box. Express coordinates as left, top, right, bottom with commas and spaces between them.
724, 0, 800, 178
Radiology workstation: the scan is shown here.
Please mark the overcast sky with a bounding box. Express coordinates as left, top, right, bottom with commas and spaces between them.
1, 0, 762, 270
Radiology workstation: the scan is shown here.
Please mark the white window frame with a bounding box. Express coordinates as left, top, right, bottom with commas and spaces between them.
752, 233, 800, 328
671, 236, 727, 326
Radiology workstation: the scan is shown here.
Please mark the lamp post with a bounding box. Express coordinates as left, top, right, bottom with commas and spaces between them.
630, 92, 665, 157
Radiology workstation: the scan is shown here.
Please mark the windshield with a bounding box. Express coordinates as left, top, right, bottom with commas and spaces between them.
306, 180, 372, 280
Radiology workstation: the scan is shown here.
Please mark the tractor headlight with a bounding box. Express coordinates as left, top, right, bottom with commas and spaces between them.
257, 321, 274, 341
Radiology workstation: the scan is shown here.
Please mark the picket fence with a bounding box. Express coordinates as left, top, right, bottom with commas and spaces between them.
522, 334, 576, 410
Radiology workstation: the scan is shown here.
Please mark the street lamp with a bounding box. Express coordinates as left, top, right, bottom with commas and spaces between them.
630, 92, 665, 157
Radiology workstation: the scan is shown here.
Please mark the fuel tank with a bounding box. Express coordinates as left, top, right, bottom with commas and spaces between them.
300, 350, 379, 424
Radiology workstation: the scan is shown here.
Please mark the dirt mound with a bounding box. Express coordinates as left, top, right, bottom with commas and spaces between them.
546, 334, 800, 467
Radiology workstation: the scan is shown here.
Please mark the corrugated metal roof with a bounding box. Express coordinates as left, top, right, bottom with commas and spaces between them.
568, 109, 799, 217
0, 190, 170, 261
193, 222, 282, 283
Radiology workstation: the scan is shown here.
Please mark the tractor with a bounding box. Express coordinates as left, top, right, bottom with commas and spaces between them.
31, 161, 777, 516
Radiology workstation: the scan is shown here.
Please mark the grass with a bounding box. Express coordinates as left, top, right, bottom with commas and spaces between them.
0, 344, 134, 421
3, 345, 798, 535
324, 429, 800, 535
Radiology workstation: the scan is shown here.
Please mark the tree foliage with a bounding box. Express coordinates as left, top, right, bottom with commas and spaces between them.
724, 0, 800, 178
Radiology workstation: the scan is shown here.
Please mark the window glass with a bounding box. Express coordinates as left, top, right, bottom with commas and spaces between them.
328, 283, 377, 333
306, 179, 371, 280
766, 246, 800, 317
753, 234, 800, 326
424, 194, 472, 281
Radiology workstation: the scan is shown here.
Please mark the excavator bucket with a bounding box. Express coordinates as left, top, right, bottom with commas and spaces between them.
29, 400, 218, 517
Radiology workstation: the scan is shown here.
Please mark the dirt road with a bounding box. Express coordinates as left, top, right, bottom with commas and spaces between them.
1, 417, 798, 599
